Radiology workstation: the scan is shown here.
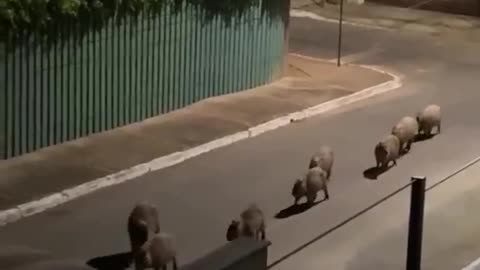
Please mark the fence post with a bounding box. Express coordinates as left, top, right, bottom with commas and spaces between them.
336, 0, 344, 67
406, 176, 426, 270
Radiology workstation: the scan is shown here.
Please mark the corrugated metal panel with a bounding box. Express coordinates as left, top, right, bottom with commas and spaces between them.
0, 3, 286, 159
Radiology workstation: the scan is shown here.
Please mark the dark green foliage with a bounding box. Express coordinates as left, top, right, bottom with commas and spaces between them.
0, 0, 289, 46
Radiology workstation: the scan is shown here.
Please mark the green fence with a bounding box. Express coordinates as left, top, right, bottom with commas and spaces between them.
0, 3, 288, 159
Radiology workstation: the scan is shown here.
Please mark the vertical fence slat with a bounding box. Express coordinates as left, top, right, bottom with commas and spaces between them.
220, 18, 227, 94
172, 11, 179, 110
59, 31, 65, 142
143, 13, 148, 118
140, 13, 146, 119
26, 37, 32, 152
100, 23, 106, 132
19, 36, 25, 155
205, 17, 213, 99
96, 24, 102, 133
198, 9, 206, 101
166, 6, 173, 112
132, 16, 139, 122
118, 17, 124, 127
1, 43, 7, 158
128, 16, 134, 123
74, 28, 81, 139
72, 26, 79, 139
33, 40, 40, 147
41, 41, 48, 146
155, 12, 162, 115
137, 14, 143, 121
146, 14, 153, 118
91, 24, 96, 134
62, 31, 68, 141
6, 45, 12, 157
120, 18, 125, 126
160, 10, 167, 114
78, 24, 88, 137
12, 40, 18, 155
166, 9, 172, 112
237, 16, 244, 91
251, 9, 258, 88
231, 19, 238, 93
184, 5, 190, 106
180, 5, 186, 107
35, 39, 45, 148
6, 44, 13, 157
67, 28, 73, 141
213, 17, 220, 97
246, 12, 253, 89
246, 13, 253, 89
150, 13, 157, 117
102, 19, 108, 131
191, 5, 199, 103
224, 19, 231, 94
53, 32, 60, 143
145, 13, 151, 118
107, 19, 116, 129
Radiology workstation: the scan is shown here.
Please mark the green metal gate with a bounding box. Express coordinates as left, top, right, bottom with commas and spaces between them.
0, 3, 287, 159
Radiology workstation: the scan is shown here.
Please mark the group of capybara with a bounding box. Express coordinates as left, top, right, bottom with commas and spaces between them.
124, 104, 441, 270
375, 104, 441, 168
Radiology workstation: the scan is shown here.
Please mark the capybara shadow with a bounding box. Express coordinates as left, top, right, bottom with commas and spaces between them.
86, 252, 132, 270
363, 164, 395, 180
275, 199, 325, 219
413, 133, 436, 143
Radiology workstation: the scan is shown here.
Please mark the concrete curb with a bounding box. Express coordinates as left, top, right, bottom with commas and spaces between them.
0, 55, 402, 227
462, 257, 480, 270
290, 9, 392, 31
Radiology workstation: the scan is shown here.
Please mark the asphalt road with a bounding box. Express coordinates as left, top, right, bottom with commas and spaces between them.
2, 15, 480, 270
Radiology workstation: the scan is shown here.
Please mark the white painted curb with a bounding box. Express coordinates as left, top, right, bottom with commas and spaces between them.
462, 257, 480, 270
290, 9, 392, 31
0, 56, 402, 227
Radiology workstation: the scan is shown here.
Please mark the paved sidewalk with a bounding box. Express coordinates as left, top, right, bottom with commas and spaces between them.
291, 0, 480, 43
0, 54, 392, 213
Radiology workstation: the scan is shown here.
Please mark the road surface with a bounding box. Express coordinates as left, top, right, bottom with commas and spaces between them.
1, 14, 480, 270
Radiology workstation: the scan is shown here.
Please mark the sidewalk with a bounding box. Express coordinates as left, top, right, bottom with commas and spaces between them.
291, 0, 480, 43
0, 54, 395, 224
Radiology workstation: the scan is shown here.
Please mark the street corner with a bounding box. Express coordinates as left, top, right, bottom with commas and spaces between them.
287, 53, 400, 90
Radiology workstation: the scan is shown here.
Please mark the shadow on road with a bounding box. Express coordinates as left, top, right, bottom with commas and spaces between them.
275, 199, 326, 219
413, 133, 436, 143
86, 252, 132, 270
363, 164, 395, 180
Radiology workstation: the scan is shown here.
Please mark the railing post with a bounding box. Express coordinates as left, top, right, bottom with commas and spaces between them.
406, 176, 426, 270
336, 0, 344, 67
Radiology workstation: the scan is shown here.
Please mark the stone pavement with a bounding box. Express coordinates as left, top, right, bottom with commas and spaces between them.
291, 0, 480, 43
0, 54, 392, 212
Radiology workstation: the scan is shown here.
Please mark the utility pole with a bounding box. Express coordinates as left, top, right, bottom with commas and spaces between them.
337, 0, 344, 67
